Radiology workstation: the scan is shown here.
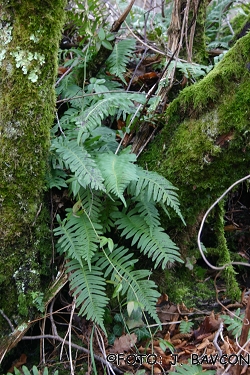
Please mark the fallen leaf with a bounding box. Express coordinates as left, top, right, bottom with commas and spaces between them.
112, 333, 137, 353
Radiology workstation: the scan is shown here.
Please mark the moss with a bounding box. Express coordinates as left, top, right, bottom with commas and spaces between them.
139, 32, 250, 299
0, 0, 66, 334
155, 265, 215, 308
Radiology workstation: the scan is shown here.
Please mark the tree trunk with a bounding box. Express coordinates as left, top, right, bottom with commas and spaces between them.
139, 32, 250, 300
0, 0, 66, 336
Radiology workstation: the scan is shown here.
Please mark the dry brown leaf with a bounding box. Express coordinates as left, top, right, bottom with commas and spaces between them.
196, 338, 210, 350
7, 353, 27, 373
112, 333, 137, 353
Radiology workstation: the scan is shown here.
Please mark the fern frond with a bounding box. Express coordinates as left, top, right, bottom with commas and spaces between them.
84, 126, 118, 153
114, 211, 183, 268
78, 188, 103, 223
67, 259, 108, 333
98, 196, 121, 232
5, 365, 58, 375
133, 198, 161, 235
54, 210, 102, 269
221, 309, 243, 337
179, 320, 194, 334
96, 151, 138, 206
128, 167, 185, 224
96, 246, 160, 323
106, 39, 136, 83
76, 92, 146, 143
46, 167, 68, 190
53, 138, 106, 192
170, 363, 215, 375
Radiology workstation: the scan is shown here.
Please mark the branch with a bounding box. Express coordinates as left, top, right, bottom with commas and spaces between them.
197, 174, 250, 271
22, 333, 122, 374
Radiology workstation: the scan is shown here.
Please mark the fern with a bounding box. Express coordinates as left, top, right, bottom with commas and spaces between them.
95, 246, 160, 323
206, 0, 234, 44
128, 168, 185, 224
54, 210, 102, 269
46, 167, 68, 190
6, 366, 58, 375
179, 320, 194, 334
113, 210, 183, 268
51, 14, 185, 334
169, 363, 215, 375
76, 92, 146, 143
78, 188, 103, 222
67, 259, 109, 333
221, 308, 244, 338
98, 196, 121, 232
106, 39, 136, 83
133, 199, 161, 235
52, 138, 106, 192
96, 150, 138, 206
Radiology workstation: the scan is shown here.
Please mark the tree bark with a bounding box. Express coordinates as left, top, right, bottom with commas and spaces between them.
0, 0, 66, 336
139, 32, 250, 300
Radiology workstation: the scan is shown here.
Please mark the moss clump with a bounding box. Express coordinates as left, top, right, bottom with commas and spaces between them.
139, 32, 250, 299
155, 265, 215, 308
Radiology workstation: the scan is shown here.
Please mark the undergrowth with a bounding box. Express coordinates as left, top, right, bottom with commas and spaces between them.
48, 0, 248, 336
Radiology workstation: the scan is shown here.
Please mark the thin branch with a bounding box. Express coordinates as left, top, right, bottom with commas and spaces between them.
0, 310, 14, 332
56, 90, 146, 104
69, 298, 76, 375
197, 174, 250, 270
22, 333, 123, 374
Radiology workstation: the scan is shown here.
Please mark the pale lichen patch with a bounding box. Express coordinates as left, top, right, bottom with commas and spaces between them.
10, 48, 45, 82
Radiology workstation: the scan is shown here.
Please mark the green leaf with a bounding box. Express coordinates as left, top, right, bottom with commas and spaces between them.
98, 27, 105, 41
169, 363, 215, 375
106, 39, 136, 83
96, 151, 138, 206
96, 246, 161, 323
107, 238, 114, 252
67, 259, 109, 333
128, 167, 185, 224
179, 320, 194, 334
53, 138, 106, 192
101, 40, 113, 50
114, 211, 182, 268
54, 210, 102, 269
159, 338, 175, 353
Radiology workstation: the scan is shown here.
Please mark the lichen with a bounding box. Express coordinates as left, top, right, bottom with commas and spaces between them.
10, 47, 45, 82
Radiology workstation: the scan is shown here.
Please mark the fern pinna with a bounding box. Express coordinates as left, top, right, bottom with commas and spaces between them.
51, 56, 185, 331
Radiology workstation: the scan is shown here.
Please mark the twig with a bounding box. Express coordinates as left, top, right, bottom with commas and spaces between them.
0, 310, 14, 332
197, 174, 250, 270
22, 333, 123, 374
56, 90, 146, 104
111, 0, 136, 32
222, 335, 250, 375
235, 294, 250, 375
69, 297, 76, 375
213, 321, 223, 357
56, 111, 66, 138
95, 326, 116, 375
31, 203, 42, 227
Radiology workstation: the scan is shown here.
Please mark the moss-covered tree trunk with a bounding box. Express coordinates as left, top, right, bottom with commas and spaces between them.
167, 0, 208, 63
0, 0, 65, 337
139, 32, 250, 300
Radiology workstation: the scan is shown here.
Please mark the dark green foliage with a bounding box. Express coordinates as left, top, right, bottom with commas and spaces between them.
5, 365, 58, 375
106, 39, 136, 83
51, 71, 184, 331
170, 363, 215, 375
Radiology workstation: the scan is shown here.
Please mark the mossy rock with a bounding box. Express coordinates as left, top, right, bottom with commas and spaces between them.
139, 32, 250, 300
